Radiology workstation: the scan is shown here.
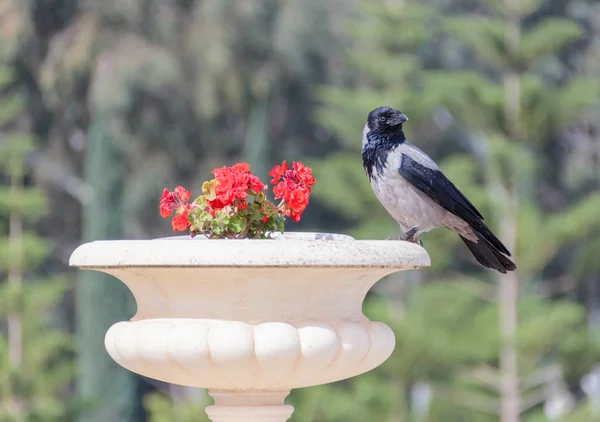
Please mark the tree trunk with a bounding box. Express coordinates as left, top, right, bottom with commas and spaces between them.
75, 113, 143, 422
7, 163, 24, 415
499, 0, 521, 418
498, 207, 520, 422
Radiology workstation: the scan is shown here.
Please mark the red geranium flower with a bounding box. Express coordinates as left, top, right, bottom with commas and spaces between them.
159, 189, 175, 218
272, 181, 288, 201
160, 160, 316, 238
292, 162, 316, 188
209, 163, 265, 210
160, 186, 193, 232
174, 186, 191, 202
172, 211, 190, 232
269, 160, 315, 222
270, 160, 315, 197
288, 188, 309, 213
269, 160, 289, 184
249, 174, 264, 193
160, 186, 192, 218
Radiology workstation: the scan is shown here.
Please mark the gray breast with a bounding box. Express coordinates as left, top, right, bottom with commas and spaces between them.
369, 148, 447, 233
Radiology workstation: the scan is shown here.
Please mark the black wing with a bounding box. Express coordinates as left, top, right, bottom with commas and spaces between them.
398, 154, 483, 220
398, 154, 511, 257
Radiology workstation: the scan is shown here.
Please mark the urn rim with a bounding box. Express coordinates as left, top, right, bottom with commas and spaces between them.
69, 231, 431, 269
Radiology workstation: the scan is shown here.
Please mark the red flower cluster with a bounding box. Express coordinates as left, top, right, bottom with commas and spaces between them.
160, 186, 193, 232
269, 160, 316, 222
209, 163, 265, 210
159, 161, 315, 238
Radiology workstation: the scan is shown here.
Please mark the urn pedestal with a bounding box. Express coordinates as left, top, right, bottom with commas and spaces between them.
69, 233, 430, 422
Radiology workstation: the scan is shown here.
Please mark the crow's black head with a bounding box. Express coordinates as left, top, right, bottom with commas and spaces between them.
362, 106, 409, 180
367, 106, 408, 133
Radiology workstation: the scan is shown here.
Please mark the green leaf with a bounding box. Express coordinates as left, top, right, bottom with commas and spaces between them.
229, 216, 247, 233
209, 209, 229, 235
202, 180, 218, 201
250, 205, 263, 221
193, 195, 207, 208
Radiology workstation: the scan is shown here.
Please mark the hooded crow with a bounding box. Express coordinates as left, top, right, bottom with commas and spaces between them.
362, 106, 516, 273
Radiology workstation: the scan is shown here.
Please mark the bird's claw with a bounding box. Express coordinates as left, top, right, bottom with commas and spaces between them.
400, 227, 419, 239
386, 227, 423, 247
401, 235, 423, 246
385, 235, 423, 247
408, 237, 424, 247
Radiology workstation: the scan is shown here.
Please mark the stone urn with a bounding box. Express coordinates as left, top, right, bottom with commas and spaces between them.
69, 232, 430, 422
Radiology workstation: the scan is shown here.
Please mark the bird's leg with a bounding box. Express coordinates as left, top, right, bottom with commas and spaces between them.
386, 226, 423, 246
410, 237, 424, 247
402, 233, 423, 247
400, 226, 419, 240
386, 227, 423, 246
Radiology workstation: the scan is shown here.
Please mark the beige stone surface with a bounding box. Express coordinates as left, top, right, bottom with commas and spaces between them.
69, 232, 430, 422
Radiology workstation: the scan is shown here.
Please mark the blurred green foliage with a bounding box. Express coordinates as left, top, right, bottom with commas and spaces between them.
0, 65, 79, 420
144, 393, 209, 422
0, 0, 599, 421
312, 0, 600, 421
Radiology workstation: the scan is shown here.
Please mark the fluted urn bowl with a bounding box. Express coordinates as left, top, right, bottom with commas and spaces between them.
69, 232, 430, 422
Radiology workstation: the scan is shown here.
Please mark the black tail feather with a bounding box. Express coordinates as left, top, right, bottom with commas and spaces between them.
459, 230, 516, 274
470, 221, 512, 257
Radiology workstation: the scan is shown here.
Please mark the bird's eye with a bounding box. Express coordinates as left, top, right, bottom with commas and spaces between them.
378, 116, 386, 122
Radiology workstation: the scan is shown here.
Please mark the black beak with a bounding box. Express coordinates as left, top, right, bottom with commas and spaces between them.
390, 113, 409, 125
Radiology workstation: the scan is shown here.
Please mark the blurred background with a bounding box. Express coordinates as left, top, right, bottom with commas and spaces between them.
1, 0, 600, 421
